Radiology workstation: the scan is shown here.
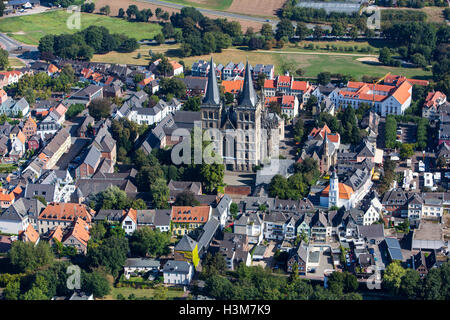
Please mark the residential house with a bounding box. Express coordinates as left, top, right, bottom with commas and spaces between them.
22, 115, 37, 139
163, 260, 194, 285
0, 197, 45, 234
422, 91, 446, 120
181, 76, 208, 97
19, 224, 40, 244
66, 85, 103, 106
252, 64, 274, 80
171, 206, 212, 236
0, 90, 29, 117
263, 76, 312, 104
191, 60, 210, 77
287, 241, 309, 275
233, 212, 263, 244
62, 217, 90, 254
37, 128, 71, 169
124, 258, 160, 280
411, 250, 437, 278
174, 235, 200, 269
38, 203, 94, 234
214, 233, 251, 270
168, 180, 202, 203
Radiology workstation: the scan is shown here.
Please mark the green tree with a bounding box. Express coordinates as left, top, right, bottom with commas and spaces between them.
200, 163, 224, 193
82, 270, 111, 298
155, 33, 165, 45
8, 241, 54, 273
88, 98, 112, 120
230, 202, 238, 218
0, 48, 9, 70
383, 261, 407, 295
150, 178, 170, 209
182, 96, 201, 111
295, 22, 310, 41
399, 269, 421, 299
3, 281, 20, 300
317, 72, 331, 85
260, 23, 274, 38
275, 19, 295, 40
174, 190, 200, 206
400, 143, 414, 160
129, 227, 171, 257
379, 47, 393, 66
86, 236, 129, 276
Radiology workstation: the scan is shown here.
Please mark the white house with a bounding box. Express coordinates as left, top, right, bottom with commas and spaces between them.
329, 80, 412, 117
124, 258, 160, 280
163, 260, 194, 285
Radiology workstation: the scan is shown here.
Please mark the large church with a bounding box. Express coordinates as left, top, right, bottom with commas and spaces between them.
200, 58, 284, 172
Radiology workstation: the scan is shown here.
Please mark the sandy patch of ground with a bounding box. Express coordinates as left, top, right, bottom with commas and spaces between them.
357, 56, 379, 63
11, 31, 26, 35
227, 0, 285, 17
94, 0, 263, 31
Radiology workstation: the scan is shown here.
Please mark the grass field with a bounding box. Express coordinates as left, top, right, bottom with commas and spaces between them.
102, 286, 185, 300
92, 43, 432, 81
162, 0, 233, 10
0, 11, 162, 45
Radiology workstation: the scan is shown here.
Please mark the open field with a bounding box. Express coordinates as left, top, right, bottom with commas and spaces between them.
379, 6, 448, 24
227, 0, 285, 17
0, 11, 162, 45
101, 286, 185, 300
92, 43, 432, 81
96, 0, 265, 31
8, 57, 25, 68
161, 0, 233, 10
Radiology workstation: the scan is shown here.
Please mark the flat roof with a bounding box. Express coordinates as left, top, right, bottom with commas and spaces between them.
253, 245, 267, 256
414, 221, 443, 241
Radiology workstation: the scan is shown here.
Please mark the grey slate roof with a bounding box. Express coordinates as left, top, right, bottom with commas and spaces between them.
203, 57, 220, 105
163, 260, 191, 274
175, 235, 198, 252
125, 258, 160, 269
357, 224, 385, 241
198, 217, 220, 253
154, 209, 171, 227
24, 183, 56, 203
238, 60, 258, 107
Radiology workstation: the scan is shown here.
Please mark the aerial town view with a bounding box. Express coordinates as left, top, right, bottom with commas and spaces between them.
0, 0, 448, 309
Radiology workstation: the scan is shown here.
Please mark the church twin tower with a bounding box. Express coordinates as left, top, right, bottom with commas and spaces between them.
200, 57, 280, 172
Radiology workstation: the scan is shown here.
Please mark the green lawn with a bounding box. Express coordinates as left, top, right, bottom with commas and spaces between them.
0, 11, 162, 45
161, 0, 233, 10
104, 286, 185, 300
92, 43, 432, 81
272, 53, 432, 80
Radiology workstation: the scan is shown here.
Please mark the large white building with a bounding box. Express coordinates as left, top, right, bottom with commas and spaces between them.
329, 80, 412, 117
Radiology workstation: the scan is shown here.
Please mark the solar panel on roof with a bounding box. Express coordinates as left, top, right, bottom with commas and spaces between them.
385, 237, 401, 249
388, 248, 403, 261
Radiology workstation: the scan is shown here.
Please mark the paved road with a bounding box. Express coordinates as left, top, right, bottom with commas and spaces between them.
0, 33, 39, 66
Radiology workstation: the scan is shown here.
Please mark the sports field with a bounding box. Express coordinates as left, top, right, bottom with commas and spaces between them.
0, 11, 162, 45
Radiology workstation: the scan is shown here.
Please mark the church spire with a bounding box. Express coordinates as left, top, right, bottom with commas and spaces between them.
203, 57, 220, 105
239, 60, 257, 107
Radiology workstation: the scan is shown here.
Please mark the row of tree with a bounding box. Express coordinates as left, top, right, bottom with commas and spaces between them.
38, 25, 139, 61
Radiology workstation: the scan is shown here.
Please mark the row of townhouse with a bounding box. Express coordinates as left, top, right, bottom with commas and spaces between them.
382, 188, 450, 226
263, 75, 313, 105
234, 191, 385, 245
191, 60, 274, 80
